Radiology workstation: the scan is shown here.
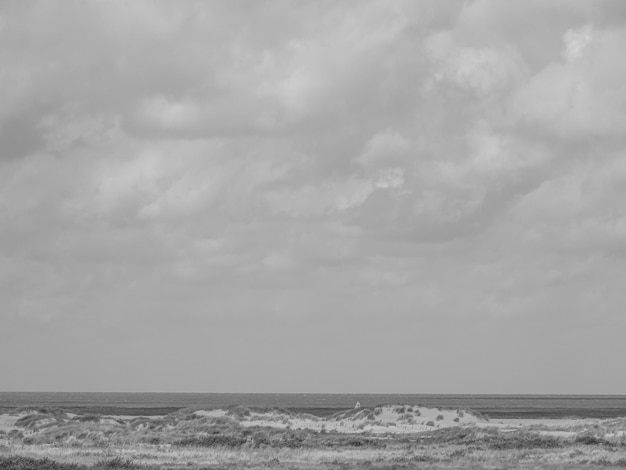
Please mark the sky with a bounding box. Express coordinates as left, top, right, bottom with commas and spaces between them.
1, 0, 626, 394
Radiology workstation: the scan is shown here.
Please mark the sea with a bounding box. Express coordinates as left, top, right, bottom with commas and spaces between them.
2, 392, 626, 419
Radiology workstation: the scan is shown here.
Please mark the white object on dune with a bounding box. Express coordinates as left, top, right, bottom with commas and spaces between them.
355, 402, 361, 409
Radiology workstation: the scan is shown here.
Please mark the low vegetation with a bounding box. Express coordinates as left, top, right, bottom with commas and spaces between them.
3, 406, 626, 469
0, 456, 145, 470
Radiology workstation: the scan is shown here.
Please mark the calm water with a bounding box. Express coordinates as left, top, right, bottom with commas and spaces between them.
2, 392, 626, 419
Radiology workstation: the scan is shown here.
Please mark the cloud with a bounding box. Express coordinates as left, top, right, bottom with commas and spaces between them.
509, 25, 626, 138
563, 23, 593, 62
425, 31, 527, 98
2, 0, 626, 392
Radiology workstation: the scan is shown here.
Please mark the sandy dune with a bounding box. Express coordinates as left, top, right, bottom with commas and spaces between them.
3, 405, 626, 469
0, 404, 595, 439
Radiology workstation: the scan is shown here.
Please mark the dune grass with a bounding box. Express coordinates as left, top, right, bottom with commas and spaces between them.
4, 406, 626, 469
0, 456, 144, 470
6, 445, 626, 470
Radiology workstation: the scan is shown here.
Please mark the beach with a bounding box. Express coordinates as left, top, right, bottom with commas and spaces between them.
2, 404, 626, 469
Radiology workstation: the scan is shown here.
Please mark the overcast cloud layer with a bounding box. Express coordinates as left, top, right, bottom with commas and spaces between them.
2, 0, 626, 393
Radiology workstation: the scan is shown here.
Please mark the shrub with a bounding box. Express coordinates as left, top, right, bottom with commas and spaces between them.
436, 415, 444, 421
226, 406, 251, 419
16, 415, 47, 428
93, 457, 136, 469
346, 438, 366, 447
416, 426, 488, 445
575, 434, 609, 446
317, 434, 385, 448
173, 434, 247, 447
252, 431, 270, 447
0, 456, 82, 470
426, 421, 435, 427
488, 433, 562, 450
450, 448, 467, 458
279, 430, 308, 448
77, 415, 100, 422
7, 429, 24, 440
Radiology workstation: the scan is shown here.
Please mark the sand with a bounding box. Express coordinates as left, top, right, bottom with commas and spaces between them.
3, 405, 626, 469
0, 405, 593, 437
0, 413, 24, 433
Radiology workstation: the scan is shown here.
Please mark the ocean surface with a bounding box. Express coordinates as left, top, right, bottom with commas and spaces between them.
2, 392, 626, 419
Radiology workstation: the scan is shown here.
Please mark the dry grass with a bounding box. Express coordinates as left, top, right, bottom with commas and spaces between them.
6, 444, 626, 469
3, 406, 626, 469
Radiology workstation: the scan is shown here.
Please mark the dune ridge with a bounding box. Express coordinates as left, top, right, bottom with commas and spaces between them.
0, 404, 486, 446
3, 405, 626, 469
